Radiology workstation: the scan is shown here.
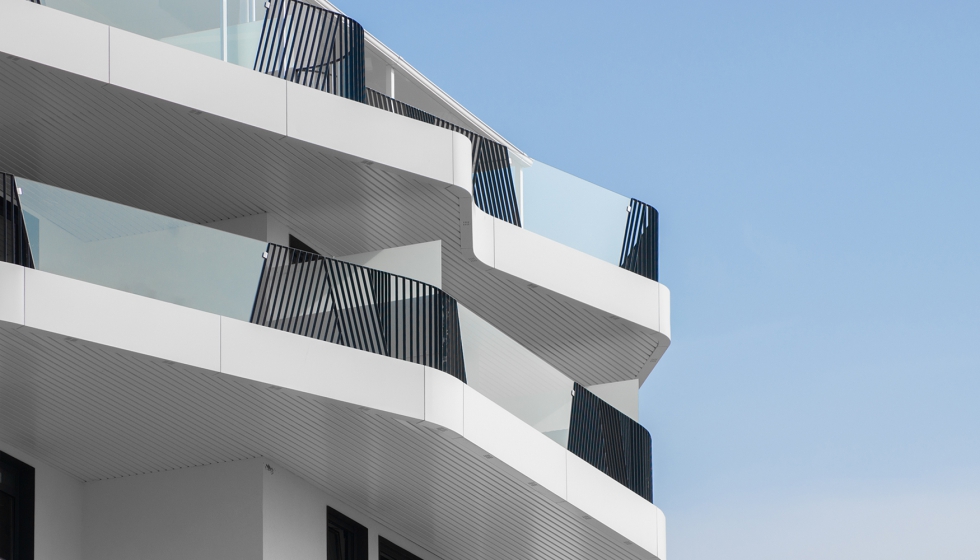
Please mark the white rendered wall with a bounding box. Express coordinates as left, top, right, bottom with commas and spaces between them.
82, 458, 264, 560
0, 441, 84, 560
263, 462, 328, 560
204, 213, 290, 246
263, 460, 435, 560
339, 240, 443, 288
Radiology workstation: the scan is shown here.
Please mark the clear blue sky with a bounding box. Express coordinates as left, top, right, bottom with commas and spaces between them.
339, 1, 980, 557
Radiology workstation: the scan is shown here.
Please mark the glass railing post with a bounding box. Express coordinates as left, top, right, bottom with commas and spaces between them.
221, 0, 229, 62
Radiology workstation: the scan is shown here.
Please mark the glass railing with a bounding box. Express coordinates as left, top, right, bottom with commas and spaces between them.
13, 175, 652, 500
459, 303, 652, 499
37, 0, 264, 67
17, 178, 267, 321
28, 0, 659, 280
458, 304, 574, 447
520, 160, 632, 267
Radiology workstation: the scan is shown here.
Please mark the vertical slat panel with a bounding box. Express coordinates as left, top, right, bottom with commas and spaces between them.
0, 173, 35, 269
254, 0, 365, 103
250, 244, 466, 382
568, 383, 653, 501
619, 198, 659, 282
363, 88, 521, 227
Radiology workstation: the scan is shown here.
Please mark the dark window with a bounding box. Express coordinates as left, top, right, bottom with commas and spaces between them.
379, 536, 423, 560
327, 507, 367, 560
0, 453, 34, 560
0, 492, 12, 560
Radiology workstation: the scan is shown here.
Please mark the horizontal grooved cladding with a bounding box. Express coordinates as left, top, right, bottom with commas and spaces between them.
251, 244, 465, 381
619, 199, 658, 282
0, 54, 661, 386
255, 0, 365, 103
0, 174, 34, 268
364, 88, 521, 227
0, 325, 654, 560
568, 383, 652, 501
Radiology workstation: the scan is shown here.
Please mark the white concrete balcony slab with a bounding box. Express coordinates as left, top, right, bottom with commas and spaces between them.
0, 0, 670, 386
0, 261, 666, 560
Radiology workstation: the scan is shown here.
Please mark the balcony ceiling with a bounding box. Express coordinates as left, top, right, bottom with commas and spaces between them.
0, 17, 665, 387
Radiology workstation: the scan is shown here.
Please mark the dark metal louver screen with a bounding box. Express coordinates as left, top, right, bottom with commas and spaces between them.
567, 383, 652, 501
365, 89, 522, 227
251, 244, 465, 381
255, 0, 365, 103
1, 174, 34, 268
619, 198, 658, 282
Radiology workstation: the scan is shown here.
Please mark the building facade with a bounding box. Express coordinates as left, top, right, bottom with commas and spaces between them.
0, 0, 671, 559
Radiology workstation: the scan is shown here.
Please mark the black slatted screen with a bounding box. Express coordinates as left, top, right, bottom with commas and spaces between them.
0, 174, 34, 269
251, 244, 466, 382
567, 383, 652, 501
255, 0, 365, 102
365, 89, 521, 227
619, 198, 658, 282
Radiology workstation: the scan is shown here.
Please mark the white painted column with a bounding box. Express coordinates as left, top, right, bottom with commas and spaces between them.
221, 0, 229, 61
386, 65, 396, 98
368, 526, 379, 560
511, 158, 529, 228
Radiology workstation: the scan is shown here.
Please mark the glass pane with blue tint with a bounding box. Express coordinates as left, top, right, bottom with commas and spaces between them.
458, 304, 574, 447
18, 178, 267, 321
521, 160, 630, 266
38, 0, 264, 63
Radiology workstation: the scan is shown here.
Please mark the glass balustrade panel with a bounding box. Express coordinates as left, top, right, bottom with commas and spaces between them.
37, 0, 264, 66
458, 304, 574, 447
521, 160, 631, 266
18, 178, 267, 321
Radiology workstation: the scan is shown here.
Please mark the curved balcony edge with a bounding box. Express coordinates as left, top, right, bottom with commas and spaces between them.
0, 260, 667, 560
451, 182, 672, 384
0, 2, 669, 384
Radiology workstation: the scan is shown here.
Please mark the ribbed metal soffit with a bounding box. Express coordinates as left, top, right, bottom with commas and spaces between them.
0, 323, 652, 560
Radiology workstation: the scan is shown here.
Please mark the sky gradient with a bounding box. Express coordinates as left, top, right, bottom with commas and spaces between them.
339, 1, 980, 557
